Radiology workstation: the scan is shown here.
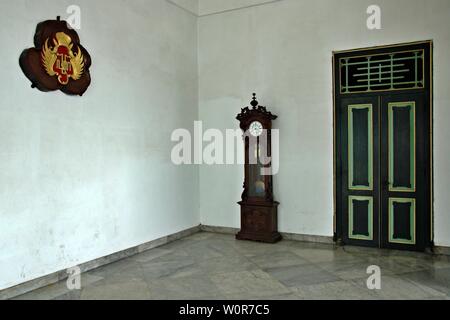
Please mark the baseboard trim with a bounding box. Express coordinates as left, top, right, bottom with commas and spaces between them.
432, 245, 450, 256
280, 231, 334, 244
200, 225, 238, 235
200, 225, 334, 244
0, 225, 201, 300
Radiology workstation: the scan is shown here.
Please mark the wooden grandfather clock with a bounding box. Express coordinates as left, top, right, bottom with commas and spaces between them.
236, 94, 282, 243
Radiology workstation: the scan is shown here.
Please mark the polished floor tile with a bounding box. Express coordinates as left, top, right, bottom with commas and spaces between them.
290, 280, 376, 300
289, 246, 362, 264
81, 278, 151, 300
317, 259, 385, 280
350, 275, 447, 300
402, 267, 450, 296
245, 250, 310, 269
264, 264, 341, 287
147, 275, 222, 300
11, 232, 450, 300
198, 255, 259, 275
210, 270, 290, 298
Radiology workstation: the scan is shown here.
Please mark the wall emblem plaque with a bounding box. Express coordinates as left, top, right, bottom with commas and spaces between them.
20, 17, 91, 96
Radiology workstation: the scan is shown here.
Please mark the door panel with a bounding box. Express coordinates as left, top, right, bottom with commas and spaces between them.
388, 102, 416, 192
380, 93, 427, 251
341, 97, 380, 248
388, 198, 416, 245
349, 196, 374, 241
348, 104, 373, 190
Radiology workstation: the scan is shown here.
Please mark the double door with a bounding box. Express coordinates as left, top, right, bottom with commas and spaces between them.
340, 92, 430, 251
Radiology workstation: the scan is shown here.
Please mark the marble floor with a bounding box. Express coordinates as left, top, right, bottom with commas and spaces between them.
13, 232, 450, 300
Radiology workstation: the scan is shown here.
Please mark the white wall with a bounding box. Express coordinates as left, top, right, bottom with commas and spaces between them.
198, 0, 450, 246
0, 0, 199, 290
171, 0, 199, 15
199, 0, 279, 16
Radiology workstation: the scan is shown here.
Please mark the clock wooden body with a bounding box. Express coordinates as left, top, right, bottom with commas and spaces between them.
236, 94, 282, 243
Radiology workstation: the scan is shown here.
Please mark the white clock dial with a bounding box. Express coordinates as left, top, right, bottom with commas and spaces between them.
249, 121, 263, 137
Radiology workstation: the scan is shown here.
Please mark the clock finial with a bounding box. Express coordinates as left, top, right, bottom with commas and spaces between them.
250, 93, 259, 108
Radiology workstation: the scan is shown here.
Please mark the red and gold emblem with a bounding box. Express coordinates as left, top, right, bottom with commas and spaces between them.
41, 32, 85, 85
20, 17, 92, 96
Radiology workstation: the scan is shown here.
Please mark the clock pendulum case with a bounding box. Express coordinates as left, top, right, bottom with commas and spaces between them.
236, 94, 282, 243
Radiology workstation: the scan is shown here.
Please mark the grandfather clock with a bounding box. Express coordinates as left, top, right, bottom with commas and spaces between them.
236, 94, 282, 243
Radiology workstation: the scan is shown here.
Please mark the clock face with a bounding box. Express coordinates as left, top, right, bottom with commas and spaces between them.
249, 121, 263, 137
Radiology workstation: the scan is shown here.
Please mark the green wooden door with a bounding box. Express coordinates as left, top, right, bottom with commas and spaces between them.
339, 93, 429, 251
334, 41, 432, 251
341, 96, 380, 248
380, 93, 429, 251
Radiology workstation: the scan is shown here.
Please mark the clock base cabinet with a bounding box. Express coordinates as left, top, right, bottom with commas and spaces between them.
236, 202, 282, 243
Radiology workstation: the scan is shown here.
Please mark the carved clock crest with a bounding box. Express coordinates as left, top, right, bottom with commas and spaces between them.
236, 94, 282, 243
19, 17, 92, 96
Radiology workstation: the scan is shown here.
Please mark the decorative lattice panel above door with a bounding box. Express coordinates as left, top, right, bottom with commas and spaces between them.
340, 50, 424, 94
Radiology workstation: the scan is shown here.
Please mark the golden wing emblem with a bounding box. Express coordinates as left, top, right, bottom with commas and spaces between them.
70, 47, 85, 80
41, 39, 57, 76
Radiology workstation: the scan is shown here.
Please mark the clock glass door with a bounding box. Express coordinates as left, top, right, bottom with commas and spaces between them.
248, 138, 268, 198
248, 122, 266, 198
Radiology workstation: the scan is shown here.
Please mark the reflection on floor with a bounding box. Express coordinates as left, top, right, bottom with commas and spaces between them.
14, 232, 450, 300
